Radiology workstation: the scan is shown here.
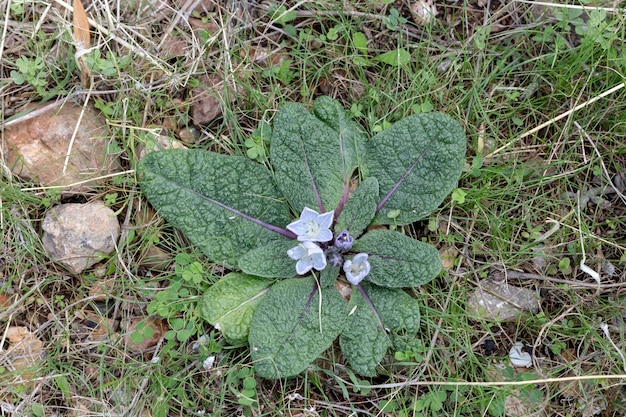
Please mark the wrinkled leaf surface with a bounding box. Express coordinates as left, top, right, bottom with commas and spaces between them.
199, 272, 273, 344
353, 229, 441, 287
249, 278, 347, 378
139, 149, 292, 267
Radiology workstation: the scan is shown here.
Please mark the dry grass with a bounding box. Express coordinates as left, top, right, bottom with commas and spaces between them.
1, 0, 626, 416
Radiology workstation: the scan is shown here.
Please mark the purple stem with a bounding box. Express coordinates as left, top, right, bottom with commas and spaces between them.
191, 189, 297, 239
356, 284, 385, 331
289, 284, 320, 333
334, 182, 350, 225
333, 132, 351, 221
376, 142, 433, 212
302, 148, 325, 213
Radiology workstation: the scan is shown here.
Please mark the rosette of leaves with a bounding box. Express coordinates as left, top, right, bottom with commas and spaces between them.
138, 96, 466, 379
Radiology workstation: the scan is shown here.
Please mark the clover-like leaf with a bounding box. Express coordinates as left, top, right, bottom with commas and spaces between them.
270, 97, 366, 215
352, 229, 441, 287
199, 272, 273, 345
249, 277, 348, 379
139, 149, 293, 268
362, 112, 466, 225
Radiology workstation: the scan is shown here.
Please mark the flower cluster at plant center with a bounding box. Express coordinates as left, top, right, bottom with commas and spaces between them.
286, 207, 371, 285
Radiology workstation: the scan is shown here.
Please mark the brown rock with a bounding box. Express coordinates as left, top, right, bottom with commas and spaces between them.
42, 200, 120, 274
2, 102, 119, 191
189, 73, 234, 125
124, 317, 167, 353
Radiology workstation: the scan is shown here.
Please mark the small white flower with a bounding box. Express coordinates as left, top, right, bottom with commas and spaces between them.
287, 241, 327, 275
343, 253, 371, 285
286, 207, 334, 242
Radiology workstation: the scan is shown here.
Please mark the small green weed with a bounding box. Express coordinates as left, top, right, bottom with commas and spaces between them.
10, 56, 48, 94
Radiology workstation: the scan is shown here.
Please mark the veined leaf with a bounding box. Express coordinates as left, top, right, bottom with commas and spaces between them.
340, 283, 422, 375
199, 273, 273, 345
374, 48, 411, 66
249, 278, 348, 378
352, 229, 441, 287
139, 149, 293, 268
362, 112, 466, 225
361, 282, 421, 346
270, 96, 366, 215
238, 240, 297, 278
334, 177, 378, 239
340, 285, 392, 376
319, 265, 340, 288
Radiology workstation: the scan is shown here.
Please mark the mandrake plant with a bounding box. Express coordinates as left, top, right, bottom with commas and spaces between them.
138, 96, 466, 378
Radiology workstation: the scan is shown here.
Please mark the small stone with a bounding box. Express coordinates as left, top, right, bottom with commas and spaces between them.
2, 102, 120, 192
509, 342, 532, 368
467, 279, 540, 322
42, 200, 120, 274
438, 245, 458, 271
411, 0, 437, 26
190, 74, 235, 125
124, 317, 166, 353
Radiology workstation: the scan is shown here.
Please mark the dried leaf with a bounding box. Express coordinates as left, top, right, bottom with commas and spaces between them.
2, 327, 45, 386
438, 245, 459, 271
73, 0, 91, 86
0, 291, 12, 308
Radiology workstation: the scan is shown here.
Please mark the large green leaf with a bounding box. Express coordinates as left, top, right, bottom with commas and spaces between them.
334, 177, 378, 239
340, 283, 422, 375
199, 272, 273, 345
139, 149, 292, 268
319, 265, 340, 288
352, 229, 441, 287
238, 240, 298, 278
249, 278, 348, 378
361, 283, 421, 350
339, 286, 392, 376
270, 97, 366, 214
361, 112, 466, 225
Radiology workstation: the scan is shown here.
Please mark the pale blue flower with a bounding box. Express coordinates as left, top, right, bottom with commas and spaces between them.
334, 230, 354, 251
286, 207, 334, 242
287, 241, 327, 275
343, 253, 371, 285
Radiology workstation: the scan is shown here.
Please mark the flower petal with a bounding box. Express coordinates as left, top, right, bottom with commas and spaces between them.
312, 252, 327, 271
296, 258, 314, 275
286, 207, 334, 242
317, 210, 334, 229
287, 245, 306, 260
286, 219, 307, 236
302, 241, 323, 253
316, 229, 333, 243
300, 207, 319, 222
343, 253, 371, 285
